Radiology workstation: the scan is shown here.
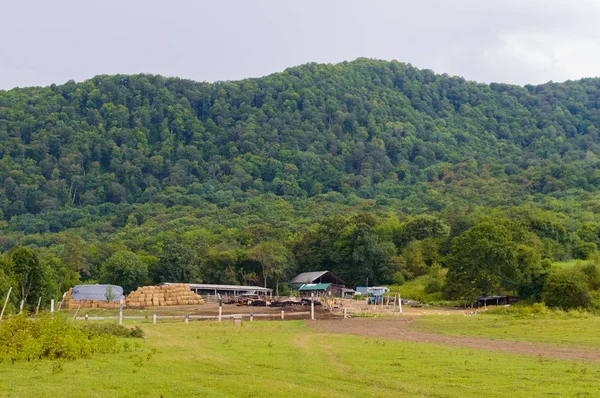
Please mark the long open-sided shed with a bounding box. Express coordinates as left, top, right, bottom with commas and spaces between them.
158, 283, 273, 298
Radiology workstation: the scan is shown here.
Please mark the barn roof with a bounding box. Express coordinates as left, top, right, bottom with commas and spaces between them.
299, 283, 331, 291
290, 271, 345, 286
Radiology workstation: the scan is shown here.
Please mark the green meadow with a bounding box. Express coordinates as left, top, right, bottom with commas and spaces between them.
1, 319, 599, 397
414, 313, 600, 348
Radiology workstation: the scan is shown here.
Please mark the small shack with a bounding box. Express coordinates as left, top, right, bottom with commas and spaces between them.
290, 271, 346, 296
477, 295, 519, 307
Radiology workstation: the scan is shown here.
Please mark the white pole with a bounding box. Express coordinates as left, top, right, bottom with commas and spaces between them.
72, 305, 81, 321
281, 310, 284, 320
218, 306, 222, 322
153, 313, 157, 324
185, 313, 189, 324
344, 308, 347, 319
119, 299, 123, 325
36, 297, 42, 315
398, 293, 403, 315
0, 287, 12, 322
19, 300, 24, 314
250, 312, 254, 322
50, 299, 54, 313
311, 293, 315, 320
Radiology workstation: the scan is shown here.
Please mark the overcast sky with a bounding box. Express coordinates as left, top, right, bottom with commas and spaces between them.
1, 0, 599, 90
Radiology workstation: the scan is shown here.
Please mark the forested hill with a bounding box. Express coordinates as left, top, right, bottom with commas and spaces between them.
2, 58, 600, 308
3, 58, 600, 221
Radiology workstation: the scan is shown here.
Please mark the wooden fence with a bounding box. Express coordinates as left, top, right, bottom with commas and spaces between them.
74, 311, 312, 323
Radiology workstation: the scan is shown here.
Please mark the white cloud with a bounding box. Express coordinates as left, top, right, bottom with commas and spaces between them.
483, 30, 600, 84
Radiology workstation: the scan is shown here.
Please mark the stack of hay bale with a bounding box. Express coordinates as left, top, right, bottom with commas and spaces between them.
125, 284, 204, 307
61, 288, 121, 309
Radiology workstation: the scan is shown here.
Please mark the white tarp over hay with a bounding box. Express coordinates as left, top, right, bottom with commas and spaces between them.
71, 284, 124, 301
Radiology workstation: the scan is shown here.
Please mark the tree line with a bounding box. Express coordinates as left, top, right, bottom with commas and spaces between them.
1, 59, 600, 309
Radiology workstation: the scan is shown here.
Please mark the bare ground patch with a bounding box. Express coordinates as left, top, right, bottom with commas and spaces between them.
309, 317, 600, 363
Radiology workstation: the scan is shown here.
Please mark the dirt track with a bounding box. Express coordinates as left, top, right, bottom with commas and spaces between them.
310, 317, 600, 363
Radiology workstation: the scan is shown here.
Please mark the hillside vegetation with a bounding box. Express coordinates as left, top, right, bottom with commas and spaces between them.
1, 58, 600, 307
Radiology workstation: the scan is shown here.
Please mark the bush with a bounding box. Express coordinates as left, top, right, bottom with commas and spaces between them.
542, 268, 591, 310
572, 242, 597, 260
79, 323, 145, 338
424, 278, 441, 294
391, 272, 405, 285
0, 315, 119, 363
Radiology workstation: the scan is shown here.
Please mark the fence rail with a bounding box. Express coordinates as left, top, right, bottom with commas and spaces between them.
75, 311, 312, 322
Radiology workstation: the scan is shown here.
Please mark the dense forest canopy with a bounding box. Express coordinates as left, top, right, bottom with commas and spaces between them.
1, 58, 600, 308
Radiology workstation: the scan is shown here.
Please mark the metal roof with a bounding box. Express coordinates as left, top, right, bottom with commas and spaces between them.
158, 282, 272, 293
290, 271, 346, 286
299, 283, 331, 291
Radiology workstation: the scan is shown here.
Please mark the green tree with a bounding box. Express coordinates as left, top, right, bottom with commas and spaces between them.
248, 242, 292, 294
151, 242, 195, 284
61, 238, 88, 276
10, 247, 47, 308
445, 222, 524, 299
100, 251, 148, 293
543, 268, 591, 309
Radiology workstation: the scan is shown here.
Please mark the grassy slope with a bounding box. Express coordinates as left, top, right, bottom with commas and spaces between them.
1, 320, 599, 397
414, 314, 600, 348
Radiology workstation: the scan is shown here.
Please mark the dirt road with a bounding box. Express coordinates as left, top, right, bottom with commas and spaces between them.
310, 317, 600, 363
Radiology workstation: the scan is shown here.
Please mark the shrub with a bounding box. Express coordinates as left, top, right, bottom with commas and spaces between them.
0, 314, 119, 363
79, 323, 145, 338
424, 278, 441, 294
391, 272, 405, 285
542, 268, 591, 310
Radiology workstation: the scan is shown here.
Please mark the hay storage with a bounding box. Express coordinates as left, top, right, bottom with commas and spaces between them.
125, 284, 204, 307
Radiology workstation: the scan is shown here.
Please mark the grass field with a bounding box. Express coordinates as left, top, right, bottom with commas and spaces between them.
1, 319, 600, 397
414, 314, 600, 348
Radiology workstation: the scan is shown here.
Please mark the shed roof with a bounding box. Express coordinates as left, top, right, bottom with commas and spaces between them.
299, 283, 331, 291
159, 283, 272, 293
290, 271, 345, 286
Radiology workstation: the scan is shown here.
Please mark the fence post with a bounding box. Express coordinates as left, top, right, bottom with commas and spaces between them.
0, 287, 12, 323
281, 310, 284, 320
72, 305, 81, 321
218, 306, 222, 322
250, 312, 254, 322
50, 299, 54, 313
398, 293, 402, 315
36, 297, 42, 315
311, 293, 315, 320
119, 299, 123, 325
185, 313, 189, 324
85, 313, 88, 321
344, 308, 347, 319
19, 300, 24, 314
153, 313, 157, 324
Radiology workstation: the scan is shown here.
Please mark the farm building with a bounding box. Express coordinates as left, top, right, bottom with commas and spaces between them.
477, 295, 519, 307
61, 284, 124, 309
290, 271, 347, 297
159, 283, 273, 298
126, 284, 204, 307
298, 283, 341, 297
